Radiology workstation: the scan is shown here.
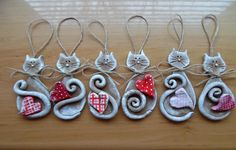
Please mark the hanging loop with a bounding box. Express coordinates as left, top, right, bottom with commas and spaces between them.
56, 17, 83, 56
167, 14, 184, 51
88, 20, 109, 54
201, 14, 219, 56
26, 18, 54, 57
126, 15, 150, 54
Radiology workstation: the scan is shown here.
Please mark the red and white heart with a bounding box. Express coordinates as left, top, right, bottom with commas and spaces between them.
50, 81, 71, 102
21, 96, 42, 116
211, 94, 235, 111
89, 92, 109, 114
136, 74, 155, 97
170, 88, 194, 110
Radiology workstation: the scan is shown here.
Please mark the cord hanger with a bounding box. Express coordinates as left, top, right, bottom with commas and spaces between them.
26, 18, 54, 57
167, 14, 184, 51
56, 17, 83, 56
126, 15, 150, 54
202, 14, 219, 56
88, 20, 109, 54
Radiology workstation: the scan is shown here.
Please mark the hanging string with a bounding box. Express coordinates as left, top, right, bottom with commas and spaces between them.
201, 14, 219, 56
167, 14, 184, 51
26, 18, 54, 57
88, 20, 109, 54
56, 17, 83, 56
126, 15, 150, 54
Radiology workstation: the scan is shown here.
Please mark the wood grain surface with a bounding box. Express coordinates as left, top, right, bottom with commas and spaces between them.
1, 0, 236, 149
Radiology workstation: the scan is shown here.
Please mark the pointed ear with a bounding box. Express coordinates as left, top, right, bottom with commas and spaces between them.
140, 50, 145, 55
60, 53, 66, 58
26, 54, 30, 60
110, 52, 114, 57
72, 53, 77, 57
38, 55, 44, 62
184, 49, 188, 53
172, 48, 176, 52
216, 52, 221, 57
128, 51, 133, 57
204, 53, 210, 59
98, 51, 103, 57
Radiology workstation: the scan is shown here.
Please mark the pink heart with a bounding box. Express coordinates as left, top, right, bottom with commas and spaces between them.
21, 96, 42, 116
89, 92, 109, 114
211, 94, 235, 111
170, 88, 194, 110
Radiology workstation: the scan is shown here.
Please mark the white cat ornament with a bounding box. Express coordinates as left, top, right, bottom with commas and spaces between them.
122, 15, 158, 120
49, 17, 86, 120
87, 20, 120, 119
159, 15, 196, 122
198, 14, 235, 121
12, 19, 53, 119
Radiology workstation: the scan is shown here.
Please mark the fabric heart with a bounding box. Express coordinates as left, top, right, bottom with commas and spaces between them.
89, 92, 109, 114
135, 74, 155, 97
211, 94, 235, 111
50, 81, 71, 102
170, 88, 194, 110
21, 96, 42, 116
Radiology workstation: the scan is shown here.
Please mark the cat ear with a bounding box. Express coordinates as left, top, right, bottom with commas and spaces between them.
98, 51, 103, 57
59, 53, 67, 58
140, 50, 146, 56
216, 52, 221, 57
204, 53, 210, 59
128, 51, 133, 57
26, 54, 30, 60
172, 48, 176, 52
38, 55, 44, 62
72, 53, 77, 57
184, 49, 188, 53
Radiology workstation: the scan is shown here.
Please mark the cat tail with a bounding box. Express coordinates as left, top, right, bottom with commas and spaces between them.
160, 90, 193, 122
53, 78, 86, 120
13, 80, 51, 119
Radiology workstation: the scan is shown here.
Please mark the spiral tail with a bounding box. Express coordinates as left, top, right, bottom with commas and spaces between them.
53, 78, 86, 120
13, 80, 51, 119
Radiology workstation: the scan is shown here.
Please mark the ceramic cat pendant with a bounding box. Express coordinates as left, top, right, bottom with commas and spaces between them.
13, 19, 53, 119
159, 15, 196, 122
87, 20, 120, 119
159, 48, 196, 122
122, 15, 157, 120
50, 17, 86, 120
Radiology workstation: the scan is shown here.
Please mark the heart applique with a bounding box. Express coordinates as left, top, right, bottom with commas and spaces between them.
170, 88, 194, 110
211, 94, 235, 111
136, 74, 155, 97
89, 92, 109, 114
21, 96, 42, 116
50, 81, 71, 102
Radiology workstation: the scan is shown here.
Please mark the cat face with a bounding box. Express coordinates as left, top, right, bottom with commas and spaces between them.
56, 53, 80, 73
95, 51, 117, 71
168, 48, 190, 69
203, 53, 226, 74
23, 55, 45, 74
126, 50, 150, 72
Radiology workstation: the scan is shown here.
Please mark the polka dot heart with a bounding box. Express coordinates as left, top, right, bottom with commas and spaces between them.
135, 74, 155, 97
50, 81, 71, 102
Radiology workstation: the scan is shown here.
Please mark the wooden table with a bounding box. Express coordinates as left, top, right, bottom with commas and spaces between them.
1, 0, 236, 149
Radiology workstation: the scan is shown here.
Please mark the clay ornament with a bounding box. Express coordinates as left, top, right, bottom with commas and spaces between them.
122, 15, 158, 120
12, 19, 53, 119
50, 17, 86, 120
87, 20, 120, 119
159, 15, 196, 122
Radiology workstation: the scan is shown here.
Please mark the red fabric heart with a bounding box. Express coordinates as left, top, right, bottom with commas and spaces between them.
50, 81, 71, 102
211, 94, 235, 111
21, 96, 42, 116
89, 92, 109, 114
135, 74, 155, 97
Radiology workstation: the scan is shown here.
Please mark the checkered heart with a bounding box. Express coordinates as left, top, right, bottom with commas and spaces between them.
21, 96, 42, 116
89, 92, 109, 114
50, 81, 71, 102
136, 74, 155, 97
211, 94, 235, 111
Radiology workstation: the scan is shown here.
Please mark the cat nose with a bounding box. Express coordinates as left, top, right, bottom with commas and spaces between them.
31, 64, 35, 67
104, 61, 108, 64
66, 63, 70, 67
137, 60, 140, 64
177, 58, 181, 62
215, 63, 219, 67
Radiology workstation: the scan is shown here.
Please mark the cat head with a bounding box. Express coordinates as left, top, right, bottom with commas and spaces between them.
56, 53, 80, 73
23, 55, 45, 74
95, 51, 117, 71
203, 53, 226, 74
168, 48, 190, 69
126, 50, 150, 72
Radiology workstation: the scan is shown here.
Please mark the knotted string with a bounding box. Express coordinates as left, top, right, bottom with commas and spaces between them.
56, 17, 83, 56
167, 14, 184, 51
27, 18, 54, 57
88, 20, 109, 54
126, 15, 150, 54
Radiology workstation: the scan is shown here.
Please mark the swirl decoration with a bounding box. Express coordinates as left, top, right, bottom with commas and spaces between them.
53, 77, 86, 120
89, 74, 119, 119
14, 79, 51, 119
159, 72, 196, 122
198, 78, 234, 120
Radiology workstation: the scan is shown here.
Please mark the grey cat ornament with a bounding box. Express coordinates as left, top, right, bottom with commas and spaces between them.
13, 19, 53, 119
87, 20, 120, 119
49, 17, 86, 120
